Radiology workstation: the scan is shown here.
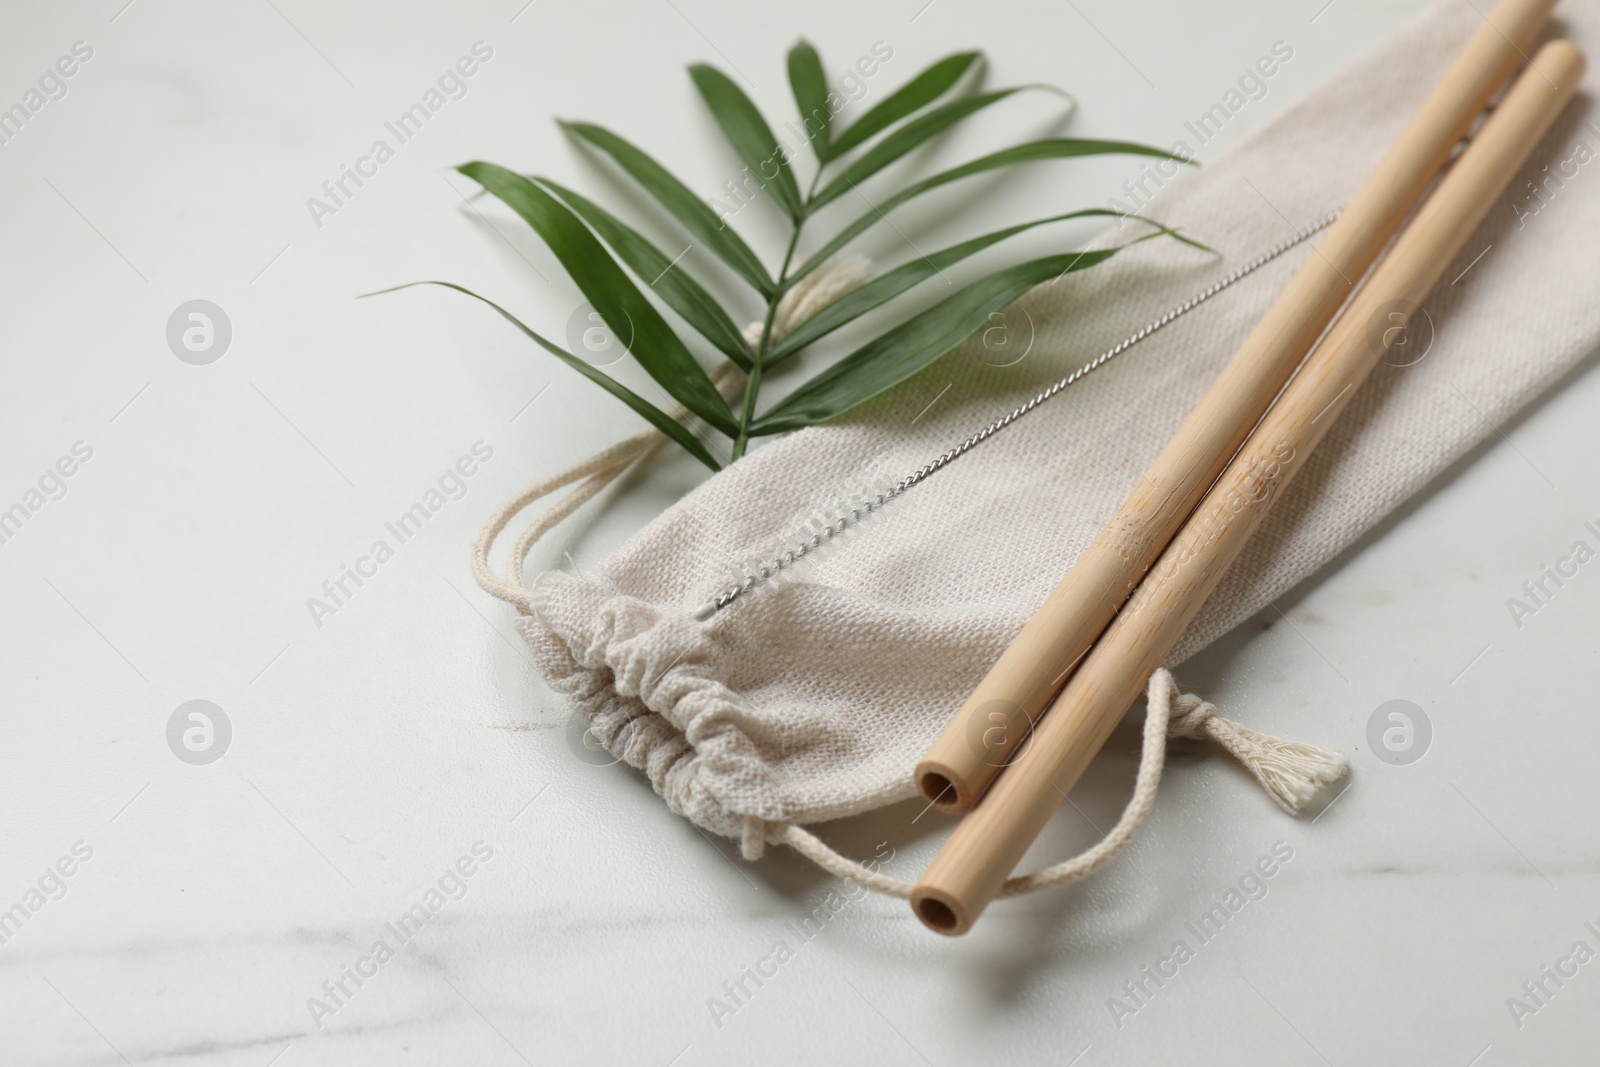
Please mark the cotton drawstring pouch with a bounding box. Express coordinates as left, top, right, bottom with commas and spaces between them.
473, 0, 1600, 896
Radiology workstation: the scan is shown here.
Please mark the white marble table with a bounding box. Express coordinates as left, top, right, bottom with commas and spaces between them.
6, 0, 1597, 1063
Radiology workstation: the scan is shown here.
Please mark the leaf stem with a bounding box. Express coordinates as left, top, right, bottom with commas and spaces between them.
730, 168, 823, 460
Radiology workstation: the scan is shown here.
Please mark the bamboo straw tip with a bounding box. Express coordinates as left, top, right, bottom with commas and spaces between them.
914, 760, 973, 812
910, 887, 973, 936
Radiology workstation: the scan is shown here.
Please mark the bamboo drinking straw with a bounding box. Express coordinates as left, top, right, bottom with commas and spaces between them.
915, 0, 1558, 812
912, 39, 1585, 936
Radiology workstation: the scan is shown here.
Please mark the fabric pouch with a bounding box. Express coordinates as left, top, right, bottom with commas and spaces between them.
483, 1, 1600, 858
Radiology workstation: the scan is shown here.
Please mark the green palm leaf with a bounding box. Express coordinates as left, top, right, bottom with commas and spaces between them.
787, 40, 832, 162
811, 88, 1047, 210
459, 161, 736, 436
828, 51, 981, 158
793, 138, 1193, 286
533, 175, 754, 368
396, 46, 1206, 473
688, 64, 804, 220
767, 210, 1187, 366
751, 235, 1175, 435
364, 282, 722, 471
560, 121, 775, 297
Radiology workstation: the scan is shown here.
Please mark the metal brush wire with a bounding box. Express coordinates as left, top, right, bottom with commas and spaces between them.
693, 209, 1343, 621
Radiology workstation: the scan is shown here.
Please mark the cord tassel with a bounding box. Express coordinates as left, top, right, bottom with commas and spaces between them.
1157, 671, 1348, 816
